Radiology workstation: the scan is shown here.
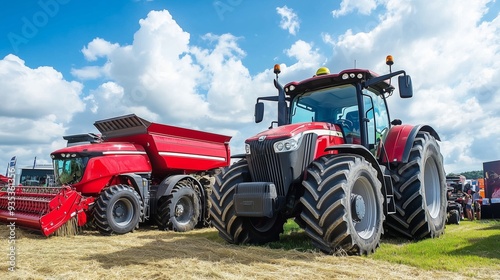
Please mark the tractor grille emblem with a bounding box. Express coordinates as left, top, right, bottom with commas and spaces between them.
258, 136, 266, 142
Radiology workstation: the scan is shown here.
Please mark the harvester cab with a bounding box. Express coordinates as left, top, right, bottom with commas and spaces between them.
210, 56, 447, 255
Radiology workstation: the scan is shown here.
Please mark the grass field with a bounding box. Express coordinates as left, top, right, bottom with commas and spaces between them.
0, 219, 498, 280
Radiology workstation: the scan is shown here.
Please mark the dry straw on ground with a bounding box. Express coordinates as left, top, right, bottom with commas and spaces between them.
0, 225, 489, 280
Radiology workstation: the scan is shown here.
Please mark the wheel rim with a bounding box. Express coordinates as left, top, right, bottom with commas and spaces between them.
352, 175, 377, 239
175, 196, 194, 225
112, 198, 134, 226
250, 215, 278, 232
424, 157, 441, 219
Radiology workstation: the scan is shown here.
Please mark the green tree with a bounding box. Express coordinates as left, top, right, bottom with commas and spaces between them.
447, 170, 484, 179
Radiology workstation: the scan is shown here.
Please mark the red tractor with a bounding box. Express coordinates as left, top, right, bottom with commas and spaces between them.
0, 114, 231, 236
209, 56, 447, 255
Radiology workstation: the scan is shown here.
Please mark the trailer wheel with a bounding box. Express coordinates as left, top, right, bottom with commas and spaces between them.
300, 154, 384, 255
386, 132, 447, 239
448, 209, 460, 225
93, 185, 142, 235
209, 160, 285, 244
155, 180, 200, 232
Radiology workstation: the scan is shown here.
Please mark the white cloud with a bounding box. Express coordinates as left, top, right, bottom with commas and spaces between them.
71, 10, 261, 136
276, 6, 300, 35
325, 0, 500, 172
284, 40, 323, 70
82, 38, 119, 61
0, 54, 85, 122
0, 54, 85, 169
332, 0, 380, 17
71, 66, 103, 80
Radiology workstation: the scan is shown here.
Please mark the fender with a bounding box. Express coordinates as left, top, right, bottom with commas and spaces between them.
116, 173, 151, 221
324, 144, 395, 215
381, 124, 440, 164
150, 174, 205, 219
118, 173, 150, 199
325, 144, 385, 188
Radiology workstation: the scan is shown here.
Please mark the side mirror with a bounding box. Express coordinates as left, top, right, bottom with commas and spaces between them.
255, 102, 264, 123
398, 75, 413, 98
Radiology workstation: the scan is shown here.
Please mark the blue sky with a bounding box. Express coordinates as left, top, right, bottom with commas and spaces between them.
1, 0, 500, 174
1, 1, 374, 77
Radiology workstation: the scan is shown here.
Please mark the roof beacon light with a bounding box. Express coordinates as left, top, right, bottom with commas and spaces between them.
316, 67, 330, 76
386, 55, 394, 66
274, 64, 281, 75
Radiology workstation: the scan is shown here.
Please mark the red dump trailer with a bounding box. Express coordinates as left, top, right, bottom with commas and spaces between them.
0, 114, 231, 236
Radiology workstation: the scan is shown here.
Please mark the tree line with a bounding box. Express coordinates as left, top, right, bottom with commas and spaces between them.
446, 170, 484, 179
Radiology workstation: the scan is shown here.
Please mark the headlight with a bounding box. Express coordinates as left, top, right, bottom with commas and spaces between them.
245, 143, 251, 154
273, 133, 302, 153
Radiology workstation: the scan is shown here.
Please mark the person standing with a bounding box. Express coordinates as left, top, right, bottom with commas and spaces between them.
465, 190, 474, 221
472, 190, 481, 220
465, 189, 474, 221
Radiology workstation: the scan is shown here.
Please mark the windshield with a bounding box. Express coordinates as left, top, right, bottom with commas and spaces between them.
290, 84, 390, 151
290, 84, 358, 125
53, 157, 88, 185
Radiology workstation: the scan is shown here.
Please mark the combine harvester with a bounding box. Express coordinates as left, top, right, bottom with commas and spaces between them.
0, 114, 231, 236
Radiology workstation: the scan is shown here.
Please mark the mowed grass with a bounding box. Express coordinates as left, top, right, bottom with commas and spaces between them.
0, 219, 498, 279
269, 219, 500, 276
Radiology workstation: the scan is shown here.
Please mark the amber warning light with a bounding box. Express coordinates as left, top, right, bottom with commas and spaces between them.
274, 64, 281, 74
386, 55, 394, 66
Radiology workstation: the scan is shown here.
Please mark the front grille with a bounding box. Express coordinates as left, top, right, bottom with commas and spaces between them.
247, 139, 286, 196
246, 134, 315, 197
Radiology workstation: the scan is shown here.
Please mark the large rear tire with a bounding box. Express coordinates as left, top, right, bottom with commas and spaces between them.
209, 160, 285, 244
93, 185, 143, 235
155, 179, 201, 232
386, 131, 447, 239
300, 154, 384, 255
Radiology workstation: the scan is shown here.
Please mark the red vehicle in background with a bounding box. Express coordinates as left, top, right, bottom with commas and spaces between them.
0, 114, 231, 236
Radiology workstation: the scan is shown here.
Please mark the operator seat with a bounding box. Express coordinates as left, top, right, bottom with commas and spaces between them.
344, 111, 361, 144
346, 111, 360, 133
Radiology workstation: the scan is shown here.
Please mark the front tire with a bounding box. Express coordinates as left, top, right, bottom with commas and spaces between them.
93, 185, 143, 235
300, 154, 384, 255
209, 160, 285, 244
386, 132, 447, 239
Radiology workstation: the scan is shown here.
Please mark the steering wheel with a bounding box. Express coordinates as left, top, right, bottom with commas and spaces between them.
336, 118, 353, 130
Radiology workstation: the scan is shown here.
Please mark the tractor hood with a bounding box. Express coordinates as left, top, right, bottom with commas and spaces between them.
246, 122, 341, 142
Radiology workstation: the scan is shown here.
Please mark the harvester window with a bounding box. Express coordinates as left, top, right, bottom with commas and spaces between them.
54, 157, 88, 186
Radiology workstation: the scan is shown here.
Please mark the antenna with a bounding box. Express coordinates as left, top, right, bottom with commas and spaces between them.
354, 59, 357, 69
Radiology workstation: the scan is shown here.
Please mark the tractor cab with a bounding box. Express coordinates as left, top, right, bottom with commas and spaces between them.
255, 55, 413, 156
287, 80, 388, 149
